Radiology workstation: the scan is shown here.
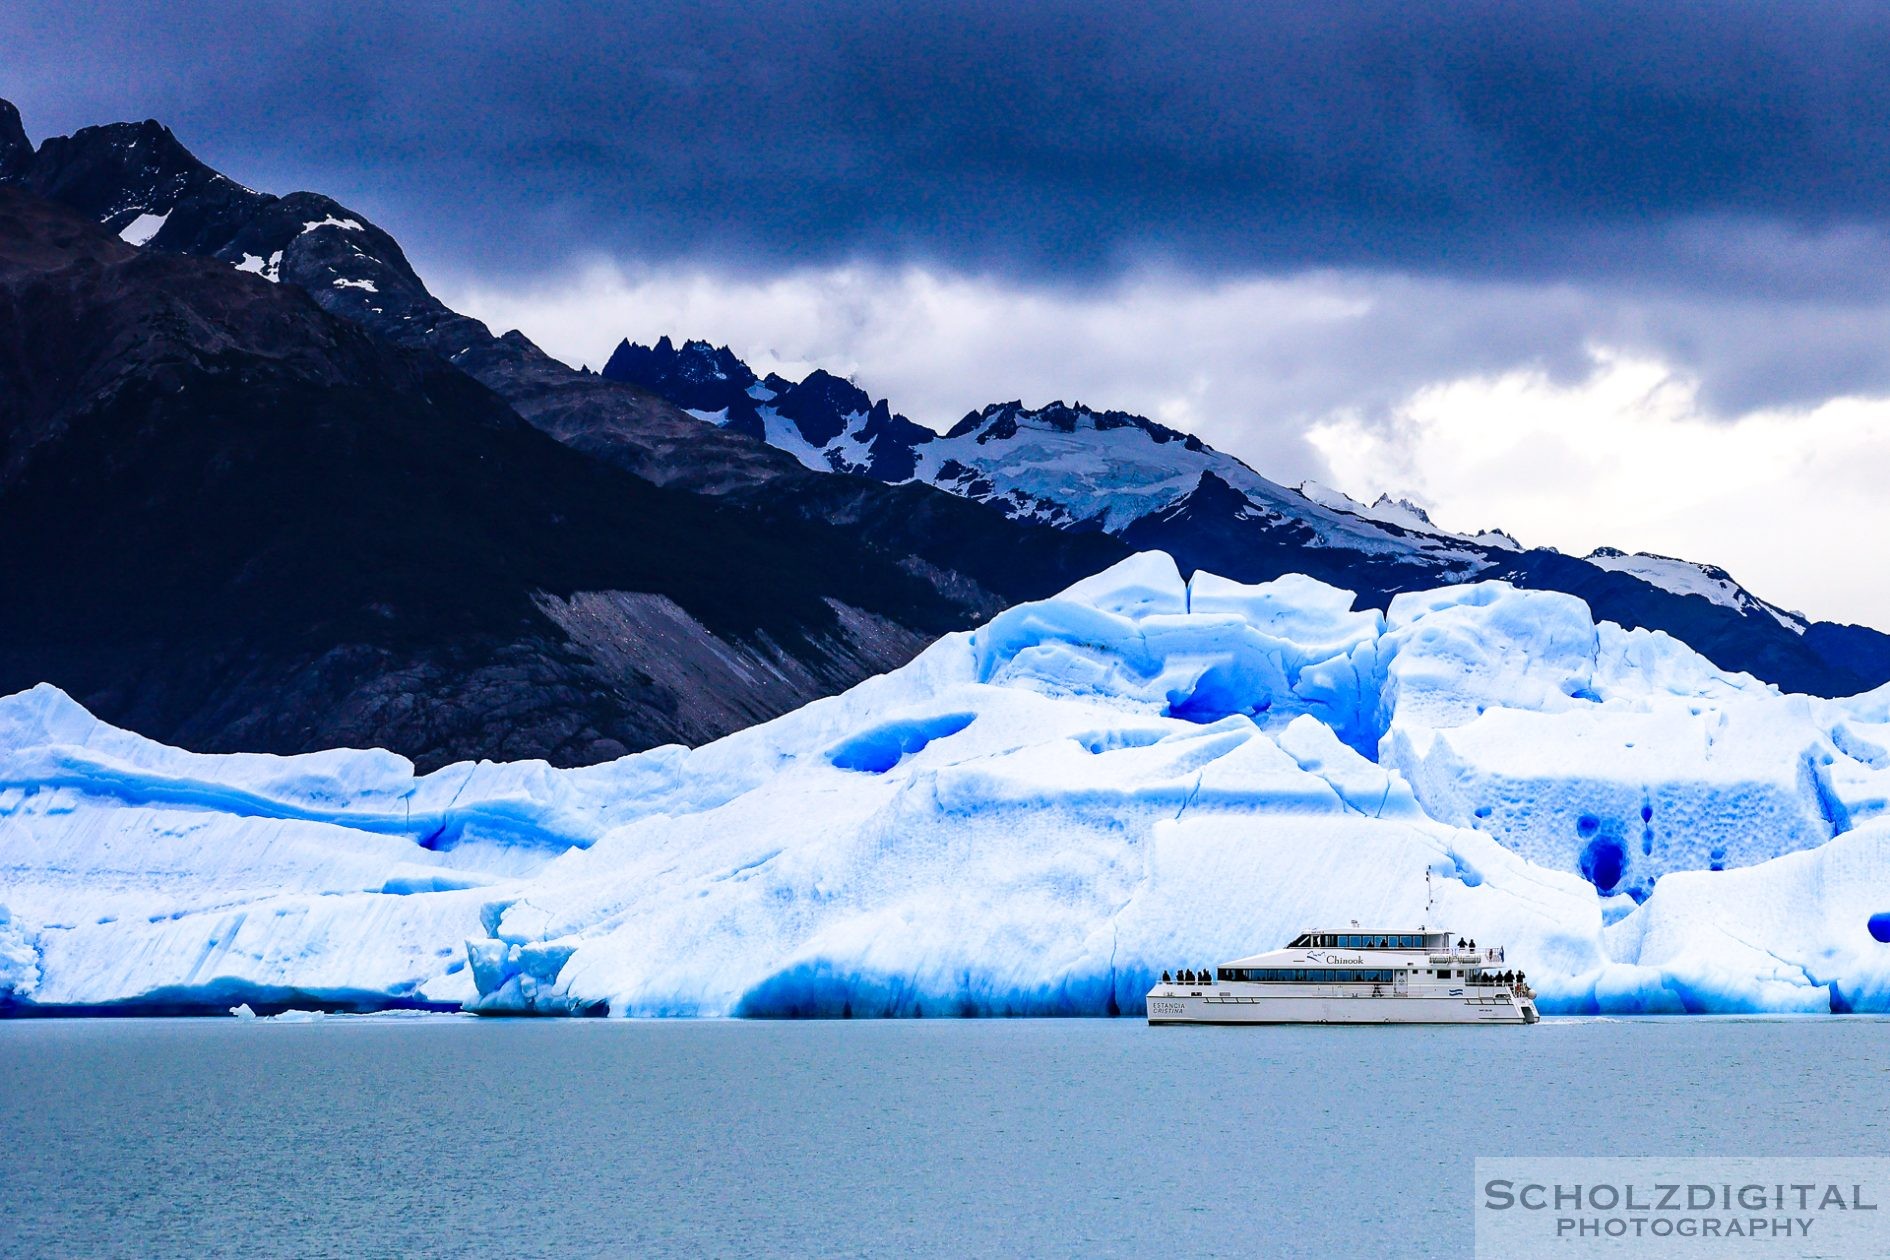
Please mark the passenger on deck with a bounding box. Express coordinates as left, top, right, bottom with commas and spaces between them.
1161, 971, 1171, 984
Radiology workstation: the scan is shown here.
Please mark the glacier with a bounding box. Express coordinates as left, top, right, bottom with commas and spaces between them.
4, 552, 1890, 1018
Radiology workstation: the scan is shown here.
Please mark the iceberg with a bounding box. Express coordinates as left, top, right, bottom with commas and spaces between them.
3, 552, 1889, 1017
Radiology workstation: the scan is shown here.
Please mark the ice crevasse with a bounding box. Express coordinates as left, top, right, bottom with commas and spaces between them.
5, 551, 1890, 1017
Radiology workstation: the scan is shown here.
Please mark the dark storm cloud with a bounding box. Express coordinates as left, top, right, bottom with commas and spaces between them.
9, 0, 1890, 288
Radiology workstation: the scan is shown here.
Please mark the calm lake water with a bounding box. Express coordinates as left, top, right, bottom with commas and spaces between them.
1, 1016, 1884, 1259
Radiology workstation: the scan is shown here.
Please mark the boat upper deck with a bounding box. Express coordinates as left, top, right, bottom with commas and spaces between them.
1219, 929, 1506, 970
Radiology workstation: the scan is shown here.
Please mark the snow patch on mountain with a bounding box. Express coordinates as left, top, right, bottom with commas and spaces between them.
117, 210, 169, 247
233, 250, 283, 283
301, 215, 364, 234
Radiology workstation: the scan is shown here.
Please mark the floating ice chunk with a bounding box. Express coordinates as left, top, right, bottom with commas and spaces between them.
230, 1002, 257, 1020
5, 551, 1888, 1016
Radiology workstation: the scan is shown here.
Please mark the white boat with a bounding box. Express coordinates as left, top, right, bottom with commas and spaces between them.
1146, 928, 1538, 1025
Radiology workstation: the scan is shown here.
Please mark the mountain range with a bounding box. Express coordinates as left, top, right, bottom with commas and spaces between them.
1, 94, 1886, 768
606, 335, 1890, 696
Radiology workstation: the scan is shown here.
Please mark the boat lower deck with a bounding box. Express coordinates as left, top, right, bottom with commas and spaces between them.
1146, 989, 1536, 1025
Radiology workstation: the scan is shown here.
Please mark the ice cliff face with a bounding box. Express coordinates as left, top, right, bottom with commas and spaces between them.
5, 553, 1890, 1017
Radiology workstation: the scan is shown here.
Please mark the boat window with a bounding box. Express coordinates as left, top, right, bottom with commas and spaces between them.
1224, 967, 1397, 983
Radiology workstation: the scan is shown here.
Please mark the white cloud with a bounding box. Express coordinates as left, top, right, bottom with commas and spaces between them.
1312, 350, 1890, 628
438, 260, 1890, 630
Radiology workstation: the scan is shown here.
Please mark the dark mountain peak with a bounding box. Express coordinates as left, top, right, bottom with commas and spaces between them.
601, 337, 648, 379
771, 368, 874, 447
944, 403, 1015, 439
0, 100, 29, 181
849, 398, 935, 482
684, 340, 755, 386
785, 367, 870, 409
1171, 469, 1254, 516
0, 100, 441, 341
600, 336, 758, 415
25, 114, 216, 227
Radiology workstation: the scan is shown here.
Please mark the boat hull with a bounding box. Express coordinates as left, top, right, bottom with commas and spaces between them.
1145, 990, 1537, 1025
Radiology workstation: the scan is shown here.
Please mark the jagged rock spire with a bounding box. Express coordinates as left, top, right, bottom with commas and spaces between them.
0, 99, 32, 181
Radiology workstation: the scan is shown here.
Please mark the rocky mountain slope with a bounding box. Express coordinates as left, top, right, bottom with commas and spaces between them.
0, 187, 1004, 767
0, 99, 1123, 765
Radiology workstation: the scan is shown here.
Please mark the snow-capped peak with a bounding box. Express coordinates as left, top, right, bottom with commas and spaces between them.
1584, 547, 1807, 632
1297, 482, 1521, 552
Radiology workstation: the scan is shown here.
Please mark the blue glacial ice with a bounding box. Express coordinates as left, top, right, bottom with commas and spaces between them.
5, 551, 1890, 1017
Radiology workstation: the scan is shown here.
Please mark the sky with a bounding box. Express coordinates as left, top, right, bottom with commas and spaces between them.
8, 1, 1890, 625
